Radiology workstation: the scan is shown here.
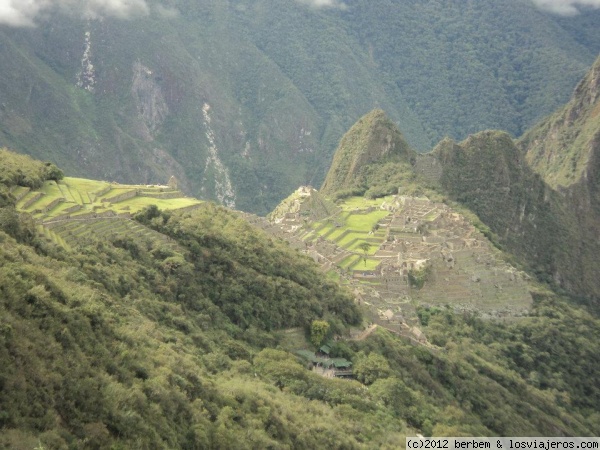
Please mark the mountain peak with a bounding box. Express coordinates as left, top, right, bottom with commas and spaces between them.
320, 109, 415, 197
520, 55, 600, 189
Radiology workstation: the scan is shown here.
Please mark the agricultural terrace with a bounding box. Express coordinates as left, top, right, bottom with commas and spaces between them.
14, 176, 202, 250
267, 191, 533, 326
307, 196, 391, 270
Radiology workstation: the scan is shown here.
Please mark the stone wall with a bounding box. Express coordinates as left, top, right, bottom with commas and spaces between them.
104, 190, 139, 204
22, 192, 44, 209
43, 197, 64, 213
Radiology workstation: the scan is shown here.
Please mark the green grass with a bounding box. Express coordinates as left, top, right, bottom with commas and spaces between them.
326, 270, 341, 282
21, 194, 47, 212
345, 210, 389, 231
340, 196, 394, 211
339, 255, 361, 269
64, 177, 110, 194
347, 239, 380, 255
350, 258, 380, 271
112, 196, 201, 213
275, 328, 310, 352
11, 186, 30, 200
14, 176, 203, 250
336, 234, 381, 255
423, 210, 439, 221
336, 232, 367, 247
45, 202, 77, 217
325, 227, 348, 241
20, 178, 202, 221
314, 221, 335, 236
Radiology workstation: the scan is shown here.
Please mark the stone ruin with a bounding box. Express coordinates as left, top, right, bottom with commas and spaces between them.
262, 192, 533, 332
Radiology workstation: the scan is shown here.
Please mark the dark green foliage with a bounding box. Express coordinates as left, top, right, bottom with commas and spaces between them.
1, 148, 600, 445
345, 0, 599, 141
1, 2, 598, 213
353, 351, 391, 385
321, 110, 417, 197
135, 204, 362, 330
0, 195, 599, 446
350, 299, 600, 436
416, 306, 443, 327
0, 199, 368, 447
408, 263, 432, 290
0, 148, 61, 189
434, 130, 600, 300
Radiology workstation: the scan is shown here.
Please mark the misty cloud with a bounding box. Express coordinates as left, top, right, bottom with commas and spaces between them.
153, 3, 179, 19
295, 0, 347, 10
0, 0, 149, 27
531, 0, 600, 15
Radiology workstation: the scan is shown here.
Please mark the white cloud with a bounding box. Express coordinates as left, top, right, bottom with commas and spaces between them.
0, 0, 149, 27
0, 0, 43, 26
532, 0, 600, 15
296, 0, 347, 10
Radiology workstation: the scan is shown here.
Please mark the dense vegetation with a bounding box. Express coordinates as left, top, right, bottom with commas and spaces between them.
1, 1, 599, 213
520, 56, 600, 190
0, 148, 62, 191
320, 110, 418, 200
433, 129, 600, 301
2, 151, 600, 446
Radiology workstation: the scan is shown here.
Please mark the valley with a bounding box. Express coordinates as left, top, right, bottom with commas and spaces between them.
1, 1, 599, 214
0, 3, 600, 446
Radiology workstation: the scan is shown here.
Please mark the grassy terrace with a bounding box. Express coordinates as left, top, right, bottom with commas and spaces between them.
15, 176, 203, 250
352, 258, 381, 271
16, 177, 202, 221
111, 196, 200, 213
305, 196, 390, 272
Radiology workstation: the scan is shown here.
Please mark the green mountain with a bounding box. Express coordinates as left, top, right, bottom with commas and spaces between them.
282, 54, 600, 302
520, 56, 600, 190
2, 5, 600, 445
3, 149, 600, 447
432, 55, 600, 301
0, 1, 599, 214
432, 131, 593, 298
320, 109, 416, 199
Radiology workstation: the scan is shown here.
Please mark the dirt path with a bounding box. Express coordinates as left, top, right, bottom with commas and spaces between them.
352, 324, 378, 341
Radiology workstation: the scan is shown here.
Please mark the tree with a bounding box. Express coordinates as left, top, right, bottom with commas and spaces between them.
353, 352, 391, 385
43, 162, 64, 182
310, 320, 330, 349
357, 242, 371, 267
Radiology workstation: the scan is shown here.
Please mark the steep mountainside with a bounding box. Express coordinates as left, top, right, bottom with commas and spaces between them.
320, 110, 417, 198
3, 150, 600, 446
521, 55, 600, 190
313, 99, 600, 302
0, 1, 599, 213
432, 132, 595, 297
519, 55, 600, 251
426, 53, 600, 301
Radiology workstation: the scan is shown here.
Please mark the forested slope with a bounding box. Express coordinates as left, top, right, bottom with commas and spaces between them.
0, 0, 599, 213
2, 148, 600, 446
431, 55, 600, 301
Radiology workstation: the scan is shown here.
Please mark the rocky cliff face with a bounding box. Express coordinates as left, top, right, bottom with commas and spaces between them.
131, 61, 170, 138
433, 126, 599, 301
521, 56, 600, 191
